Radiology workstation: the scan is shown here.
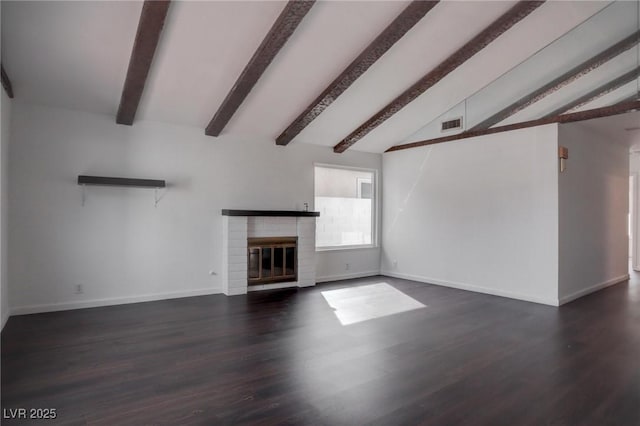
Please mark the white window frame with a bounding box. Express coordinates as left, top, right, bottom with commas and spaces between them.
632, 173, 639, 271
313, 163, 379, 252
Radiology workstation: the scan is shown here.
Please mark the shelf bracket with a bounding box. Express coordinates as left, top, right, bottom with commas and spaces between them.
154, 187, 168, 207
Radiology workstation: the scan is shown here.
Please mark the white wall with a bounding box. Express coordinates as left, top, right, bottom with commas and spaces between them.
558, 122, 630, 304
1, 88, 11, 328
8, 102, 381, 314
382, 124, 560, 305
630, 152, 640, 270
630, 152, 640, 174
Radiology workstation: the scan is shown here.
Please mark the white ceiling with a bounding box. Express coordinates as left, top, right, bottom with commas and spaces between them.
405, 0, 639, 145
1, 1, 141, 116
580, 111, 640, 148
2, 1, 637, 153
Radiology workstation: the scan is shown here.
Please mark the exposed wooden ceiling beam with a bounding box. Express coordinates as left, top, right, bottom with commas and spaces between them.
1, 64, 14, 99
543, 66, 640, 118
470, 29, 640, 131
386, 100, 640, 152
332, 1, 544, 154
276, 1, 439, 146
205, 0, 315, 137
116, 1, 171, 125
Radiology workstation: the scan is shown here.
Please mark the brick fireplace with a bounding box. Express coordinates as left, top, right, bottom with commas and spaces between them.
221, 210, 319, 295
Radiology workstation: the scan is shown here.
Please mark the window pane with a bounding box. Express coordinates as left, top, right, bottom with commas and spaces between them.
359, 181, 372, 199
273, 247, 284, 277
261, 248, 272, 278
248, 248, 260, 279
314, 166, 374, 248
285, 247, 295, 275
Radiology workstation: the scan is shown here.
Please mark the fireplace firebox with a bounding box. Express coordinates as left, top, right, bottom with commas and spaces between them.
247, 237, 297, 285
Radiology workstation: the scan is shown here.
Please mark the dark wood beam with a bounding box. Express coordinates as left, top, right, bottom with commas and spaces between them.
386, 100, 640, 152
205, 0, 315, 137
116, 1, 171, 125
1, 64, 14, 99
276, 1, 439, 146
332, 1, 544, 154
543, 66, 640, 118
470, 29, 640, 131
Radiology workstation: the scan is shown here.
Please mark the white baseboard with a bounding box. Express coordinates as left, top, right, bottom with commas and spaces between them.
316, 270, 381, 283
11, 287, 222, 316
6, 273, 630, 317
381, 270, 559, 306
558, 274, 629, 306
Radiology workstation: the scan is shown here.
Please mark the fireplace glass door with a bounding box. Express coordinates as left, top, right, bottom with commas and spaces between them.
247, 237, 297, 285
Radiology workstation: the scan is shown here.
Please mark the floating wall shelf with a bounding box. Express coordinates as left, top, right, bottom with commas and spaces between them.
222, 209, 320, 217
77, 175, 166, 207
77, 175, 166, 188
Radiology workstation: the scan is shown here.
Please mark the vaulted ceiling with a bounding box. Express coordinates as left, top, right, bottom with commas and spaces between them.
2, 1, 639, 153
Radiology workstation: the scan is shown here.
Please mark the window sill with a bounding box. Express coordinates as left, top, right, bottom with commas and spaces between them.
316, 244, 378, 252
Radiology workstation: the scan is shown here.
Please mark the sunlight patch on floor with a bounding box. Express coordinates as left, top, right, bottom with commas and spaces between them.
321, 282, 426, 326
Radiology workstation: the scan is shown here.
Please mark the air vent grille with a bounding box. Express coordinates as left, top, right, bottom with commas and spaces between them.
441, 117, 463, 132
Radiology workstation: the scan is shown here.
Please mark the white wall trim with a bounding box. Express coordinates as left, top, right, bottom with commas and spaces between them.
10, 287, 222, 316
559, 274, 629, 306
632, 173, 639, 271
316, 270, 381, 283
381, 270, 560, 306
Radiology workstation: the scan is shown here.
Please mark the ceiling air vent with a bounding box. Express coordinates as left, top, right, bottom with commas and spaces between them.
441, 117, 463, 132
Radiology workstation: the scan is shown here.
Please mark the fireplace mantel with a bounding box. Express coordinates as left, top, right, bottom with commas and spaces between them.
221, 209, 320, 217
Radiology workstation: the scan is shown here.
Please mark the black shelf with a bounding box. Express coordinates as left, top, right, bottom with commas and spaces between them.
78, 175, 165, 188
222, 209, 320, 217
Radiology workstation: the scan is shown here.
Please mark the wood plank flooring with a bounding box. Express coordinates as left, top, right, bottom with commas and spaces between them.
2, 274, 640, 425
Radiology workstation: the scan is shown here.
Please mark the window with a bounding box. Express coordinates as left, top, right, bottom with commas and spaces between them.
314, 165, 376, 249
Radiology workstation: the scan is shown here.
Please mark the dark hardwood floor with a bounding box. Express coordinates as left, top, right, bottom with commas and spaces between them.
2, 273, 640, 425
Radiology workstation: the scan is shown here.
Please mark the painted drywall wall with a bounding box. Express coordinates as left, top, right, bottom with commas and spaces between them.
630, 152, 640, 270
1, 87, 11, 328
382, 124, 560, 305
8, 102, 381, 314
558, 122, 629, 305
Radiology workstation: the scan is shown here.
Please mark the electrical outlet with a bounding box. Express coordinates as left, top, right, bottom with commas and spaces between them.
74, 284, 84, 295
345, 263, 350, 271
393, 260, 398, 268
